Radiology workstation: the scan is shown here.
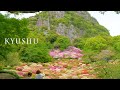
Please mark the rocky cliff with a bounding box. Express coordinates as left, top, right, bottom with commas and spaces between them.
28, 11, 110, 40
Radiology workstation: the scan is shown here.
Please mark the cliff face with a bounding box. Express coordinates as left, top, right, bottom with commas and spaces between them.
28, 11, 110, 40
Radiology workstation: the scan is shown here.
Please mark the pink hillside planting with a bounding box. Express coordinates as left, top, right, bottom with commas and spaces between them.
49, 46, 83, 59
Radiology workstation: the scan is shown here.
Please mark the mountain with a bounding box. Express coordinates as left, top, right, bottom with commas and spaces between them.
28, 11, 110, 41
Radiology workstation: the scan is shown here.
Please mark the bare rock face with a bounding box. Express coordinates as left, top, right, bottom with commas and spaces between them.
56, 23, 78, 40
55, 11, 65, 18
36, 19, 48, 27
36, 18, 42, 27
67, 25, 76, 40
43, 20, 49, 27
54, 11, 99, 40
56, 23, 67, 36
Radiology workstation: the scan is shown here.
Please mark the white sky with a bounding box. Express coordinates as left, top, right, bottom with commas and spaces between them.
0, 11, 120, 36
0, 11, 36, 19
88, 11, 120, 36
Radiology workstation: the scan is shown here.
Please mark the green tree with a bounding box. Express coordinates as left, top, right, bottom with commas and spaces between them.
0, 14, 29, 60
54, 36, 71, 50
84, 36, 107, 51
73, 38, 86, 49
20, 43, 52, 63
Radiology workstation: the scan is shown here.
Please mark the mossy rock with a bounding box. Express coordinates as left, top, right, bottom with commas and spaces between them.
0, 70, 20, 79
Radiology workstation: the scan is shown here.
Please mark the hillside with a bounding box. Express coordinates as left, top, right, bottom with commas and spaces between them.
1, 11, 120, 79
28, 11, 110, 41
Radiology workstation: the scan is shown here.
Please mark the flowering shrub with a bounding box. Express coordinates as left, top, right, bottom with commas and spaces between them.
49, 46, 83, 59
15, 59, 95, 79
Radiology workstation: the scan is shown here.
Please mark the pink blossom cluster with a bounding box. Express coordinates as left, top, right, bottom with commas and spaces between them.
49, 46, 84, 59
49, 65, 63, 72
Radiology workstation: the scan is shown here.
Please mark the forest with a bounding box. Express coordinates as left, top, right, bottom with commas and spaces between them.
0, 11, 120, 79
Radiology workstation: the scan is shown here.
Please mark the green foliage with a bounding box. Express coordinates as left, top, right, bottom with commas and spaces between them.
112, 35, 120, 46
95, 60, 120, 79
91, 50, 115, 62
84, 36, 107, 51
102, 36, 113, 46
30, 11, 110, 39
73, 38, 87, 49
54, 36, 71, 50
19, 26, 52, 63
0, 64, 4, 70
45, 31, 59, 49
0, 14, 29, 60
112, 53, 120, 60
46, 32, 58, 44
82, 50, 98, 63
4, 52, 21, 67
20, 43, 52, 63
0, 55, 5, 70
111, 36, 120, 52
64, 12, 110, 37
19, 30, 52, 63
113, 42, 120, 52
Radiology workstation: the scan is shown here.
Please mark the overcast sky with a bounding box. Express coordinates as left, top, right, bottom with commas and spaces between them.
88, 11, 120, 36
0, 11, 120, 36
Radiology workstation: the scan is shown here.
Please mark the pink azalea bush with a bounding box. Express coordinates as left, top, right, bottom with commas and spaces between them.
49, 46, 84, 59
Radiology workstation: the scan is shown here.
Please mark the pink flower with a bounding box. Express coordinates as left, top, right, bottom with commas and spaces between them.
32, 69, 38, 74
58, 53, 64, 58
22, 69, 30, 72
17, 71, 25, 76
16, 67, 23, 71
58, 61, 63, 65
49, 46, 83, 59
49, 51, 56, 57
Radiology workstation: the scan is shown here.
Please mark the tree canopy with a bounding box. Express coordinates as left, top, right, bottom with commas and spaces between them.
0, 14, 29, 60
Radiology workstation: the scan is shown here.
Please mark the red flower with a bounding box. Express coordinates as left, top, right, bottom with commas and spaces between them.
81, 70, 89, 74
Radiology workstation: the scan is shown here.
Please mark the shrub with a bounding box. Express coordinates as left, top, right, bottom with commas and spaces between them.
54, 36, 71, 50
46, 33, 58, 44
113, 35, 120, 43
112, 35, 120, 52
0, 65, 3, 70
102, 36, 113, 46
82, 50, 98, 63
73, 38, 86, 49
95, 60, 120, 79
0, 15, 29, 61
113, 42, 120, 52
20, 43, 52, 63
84, 36, 107, 51
92, 50, 115, 62
5, 52, 21, 67
19, 29, 52, 63
112, 53, 120, 60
